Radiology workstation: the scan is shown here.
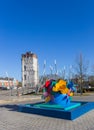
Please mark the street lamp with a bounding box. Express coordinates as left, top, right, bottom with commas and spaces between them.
62, 66, 66, 79
49, 65, 53, 75
69, 65, 72, 81
43, 60, 46, 76
6, 72, 12, 96
54, 60, 58, 79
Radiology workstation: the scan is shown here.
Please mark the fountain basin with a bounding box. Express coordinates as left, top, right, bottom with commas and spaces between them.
18, 101, 94, 120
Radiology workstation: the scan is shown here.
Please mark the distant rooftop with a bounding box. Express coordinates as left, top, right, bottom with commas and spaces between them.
0, 77, 14, 81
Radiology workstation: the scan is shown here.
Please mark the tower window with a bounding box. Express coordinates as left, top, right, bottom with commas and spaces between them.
24, 75, 26, 80
24, 66, 26, 71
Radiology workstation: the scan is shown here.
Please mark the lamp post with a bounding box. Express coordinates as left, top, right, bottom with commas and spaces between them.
62, 66, 66, 79
43, 60, 46, 84
54, 60, 58, 79
6, 72, 12, 96
69, 65, 72, 81
43, 60, 46, 76
50, 65, 53, 75
50, 65, 54, 79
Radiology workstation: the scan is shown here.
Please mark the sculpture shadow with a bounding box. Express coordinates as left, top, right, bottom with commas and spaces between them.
0, 104, 18, 111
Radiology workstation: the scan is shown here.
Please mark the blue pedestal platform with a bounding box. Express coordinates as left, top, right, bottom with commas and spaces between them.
18, 101, 94, 120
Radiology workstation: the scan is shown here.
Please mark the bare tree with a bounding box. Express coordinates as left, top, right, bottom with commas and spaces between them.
91, 65, 94, 75
74, 53, 88, 95
89, 65, 94, 87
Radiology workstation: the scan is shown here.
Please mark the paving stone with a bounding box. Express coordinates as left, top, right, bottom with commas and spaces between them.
0, 91, 94, 130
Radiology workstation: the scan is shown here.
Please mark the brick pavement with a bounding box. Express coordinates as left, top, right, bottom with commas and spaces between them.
0, 104, 94, 130
0, 92, 94, 130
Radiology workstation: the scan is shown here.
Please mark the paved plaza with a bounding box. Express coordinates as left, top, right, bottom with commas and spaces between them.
0, 91, 94, 130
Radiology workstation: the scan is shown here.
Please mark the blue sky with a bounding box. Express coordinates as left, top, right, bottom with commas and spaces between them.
0, 0, 94, 81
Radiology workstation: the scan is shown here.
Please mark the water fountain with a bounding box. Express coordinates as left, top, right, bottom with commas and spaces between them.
19, 79, 94, 120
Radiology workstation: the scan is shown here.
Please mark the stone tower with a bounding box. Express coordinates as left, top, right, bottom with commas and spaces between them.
21, 51, 39, 89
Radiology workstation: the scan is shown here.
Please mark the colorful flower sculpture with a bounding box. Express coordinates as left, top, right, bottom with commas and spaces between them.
42, 79, 76, 106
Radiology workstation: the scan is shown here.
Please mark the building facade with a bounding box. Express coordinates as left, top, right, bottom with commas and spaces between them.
0, 77, 18, 89
21, 51, 39, 88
